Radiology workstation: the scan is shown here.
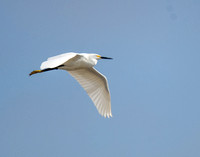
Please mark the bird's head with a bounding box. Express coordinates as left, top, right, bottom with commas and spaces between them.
83, 53, 113, 66
96, 54, 113, 60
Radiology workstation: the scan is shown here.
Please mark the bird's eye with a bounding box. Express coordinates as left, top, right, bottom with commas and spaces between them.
96, 55, 101, 58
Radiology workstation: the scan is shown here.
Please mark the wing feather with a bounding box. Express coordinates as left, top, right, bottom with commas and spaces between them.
40, 52, 77, 70
67, 68, 112, 118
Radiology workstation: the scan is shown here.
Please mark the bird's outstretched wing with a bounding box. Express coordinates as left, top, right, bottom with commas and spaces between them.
68, 68, 112, 118
40, 52, 77, 70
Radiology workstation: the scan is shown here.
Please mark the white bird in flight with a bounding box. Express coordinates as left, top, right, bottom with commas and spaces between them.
30, 52, 113, 118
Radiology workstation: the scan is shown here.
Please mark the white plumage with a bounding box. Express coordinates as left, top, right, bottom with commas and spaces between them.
30, 52, 112, 118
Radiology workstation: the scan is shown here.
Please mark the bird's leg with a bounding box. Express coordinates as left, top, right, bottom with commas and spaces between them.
29, 67, 61, 76
29, 70, 43, 76
29, 64, 65, 76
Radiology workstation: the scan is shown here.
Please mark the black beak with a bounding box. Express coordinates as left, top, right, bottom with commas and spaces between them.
101, 56, 113, 59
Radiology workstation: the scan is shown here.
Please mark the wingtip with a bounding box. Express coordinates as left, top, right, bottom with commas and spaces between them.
108, 113, 112, 118
102, 112, 112, 118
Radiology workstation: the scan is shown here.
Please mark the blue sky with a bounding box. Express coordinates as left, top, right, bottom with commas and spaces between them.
1, 0, 200, 156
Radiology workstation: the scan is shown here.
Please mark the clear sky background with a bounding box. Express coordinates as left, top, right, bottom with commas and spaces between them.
1, 0, 200, 156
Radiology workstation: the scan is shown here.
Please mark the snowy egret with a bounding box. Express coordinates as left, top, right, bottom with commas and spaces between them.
30, 52, 113, 118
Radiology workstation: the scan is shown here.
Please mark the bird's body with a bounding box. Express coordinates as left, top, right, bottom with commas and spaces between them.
30, 52, 112, 118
